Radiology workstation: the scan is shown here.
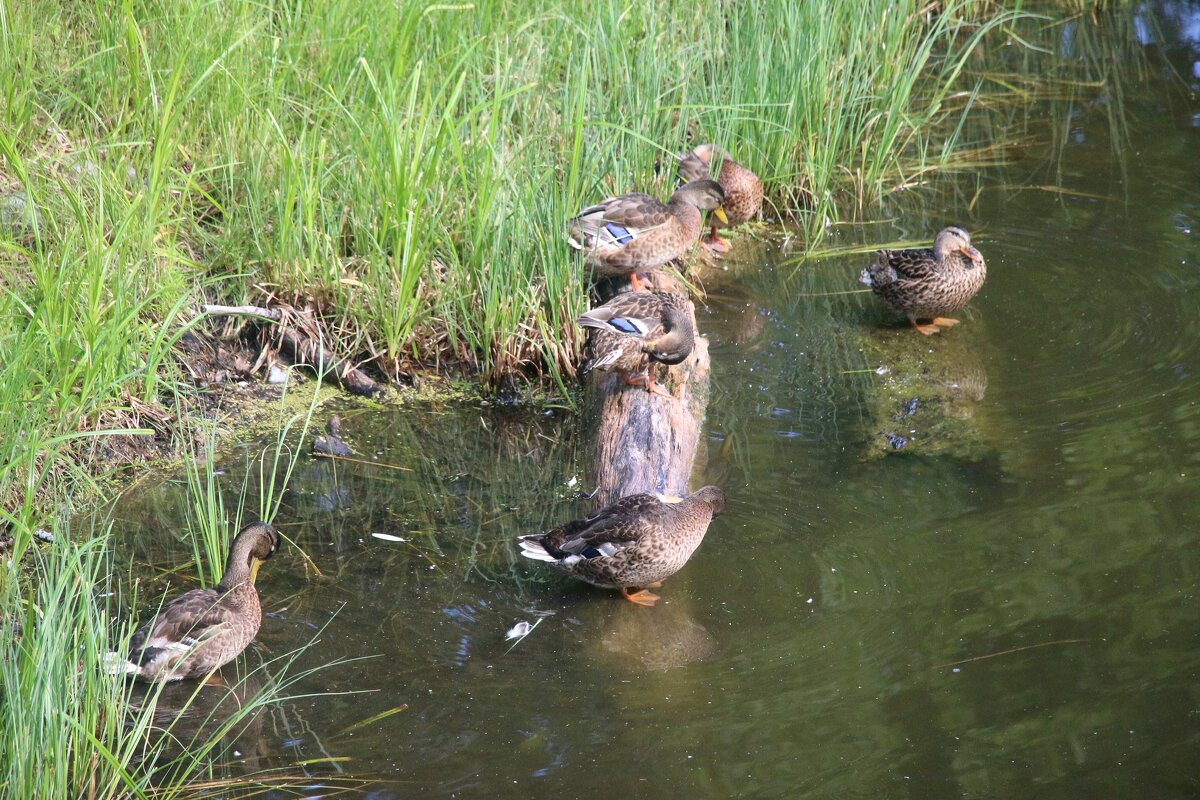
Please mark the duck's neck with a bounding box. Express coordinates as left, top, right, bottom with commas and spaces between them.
217, 542, 260, 591
666, 197, 703, 226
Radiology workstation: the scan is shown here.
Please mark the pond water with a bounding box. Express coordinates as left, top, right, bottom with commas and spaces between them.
109, 5, 1200, 799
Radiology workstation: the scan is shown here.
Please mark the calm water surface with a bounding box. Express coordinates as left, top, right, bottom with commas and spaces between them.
111, 6, 1200, 798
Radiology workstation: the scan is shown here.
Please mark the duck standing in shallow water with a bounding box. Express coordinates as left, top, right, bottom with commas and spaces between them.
568, 180, 728, 291
860, 226, 986, 335
519, 486, 725, 606
676, 143, 763, 253
108, 521, 280, 683
577, 290, 695, 397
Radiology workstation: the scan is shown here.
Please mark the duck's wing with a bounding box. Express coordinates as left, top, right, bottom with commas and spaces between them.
557, 494, 665, 555
885, 248, 940, 282
525, 494, 664, 561
568, 194, 670, 250
863, 247, 938, 288
577, 292, 667, 336
127, 588, 236, 667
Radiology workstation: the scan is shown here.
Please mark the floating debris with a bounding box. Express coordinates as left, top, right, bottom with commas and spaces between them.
505, 621, 533, 641
503, 615, 549, 652
884, 433, 908, 450
371, 532, 406, 543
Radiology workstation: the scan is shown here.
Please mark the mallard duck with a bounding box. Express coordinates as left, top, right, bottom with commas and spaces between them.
518, 486, 725, 606
109, 521, 280, 683
677, 144, 763, 253
859, 226, 986, 335
568, 180, 728, 290
578, 290, 695, 397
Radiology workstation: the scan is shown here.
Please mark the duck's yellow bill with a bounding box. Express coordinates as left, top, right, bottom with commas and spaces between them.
712, 207, 729, 224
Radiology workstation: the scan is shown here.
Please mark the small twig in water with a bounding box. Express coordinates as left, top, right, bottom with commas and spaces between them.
934, 638, 1093, 670
318, 454, 413, 472
795, 288, 872, 297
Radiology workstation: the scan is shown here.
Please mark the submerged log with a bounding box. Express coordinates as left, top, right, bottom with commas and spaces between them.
583, 276, 711, 507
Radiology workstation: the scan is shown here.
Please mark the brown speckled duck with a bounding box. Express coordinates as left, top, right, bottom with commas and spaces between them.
859, 226, 986, 335
677, 144, 763, 252
577, 290, 695, 397
568, 180, 728, 290
108, 521, 280, 683
518, 486, 725, 606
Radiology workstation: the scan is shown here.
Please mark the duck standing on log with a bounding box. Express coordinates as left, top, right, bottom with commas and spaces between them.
577, 290, 696, 397
860, 226, 987, 335
568, 180, 728, 291
676, 143, 763, 253
519, 486, 725, 606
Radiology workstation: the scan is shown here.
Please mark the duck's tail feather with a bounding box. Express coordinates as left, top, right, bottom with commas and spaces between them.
518, 536, 559, 562
103, 651, 139, 677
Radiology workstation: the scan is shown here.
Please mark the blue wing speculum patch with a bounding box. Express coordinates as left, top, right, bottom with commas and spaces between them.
604, 222, 633, 244
608, 317, 641, 334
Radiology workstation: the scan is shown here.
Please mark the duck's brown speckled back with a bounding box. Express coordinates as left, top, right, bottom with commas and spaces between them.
861, 227, 987, 320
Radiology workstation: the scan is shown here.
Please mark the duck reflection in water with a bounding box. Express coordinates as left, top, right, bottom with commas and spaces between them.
581, 597, 719, 672
859, 323, 991, 460
130, 671, 271, 775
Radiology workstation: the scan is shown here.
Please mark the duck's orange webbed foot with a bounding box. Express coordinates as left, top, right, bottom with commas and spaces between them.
701, 227, 731, 253
621, 371, 648, 389
646, 377, 673, 398
908, 316, 941, 336
931, 317, 960, 328
620, 586, 661, 606
621, 371, 673, 398
627, 272, 650, 292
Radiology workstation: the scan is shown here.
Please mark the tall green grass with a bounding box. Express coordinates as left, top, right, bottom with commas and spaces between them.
0, 137, 195, 554
1, 533, 143, 798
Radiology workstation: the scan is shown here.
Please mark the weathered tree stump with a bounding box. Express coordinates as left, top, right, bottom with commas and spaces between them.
583, 272, 711, 507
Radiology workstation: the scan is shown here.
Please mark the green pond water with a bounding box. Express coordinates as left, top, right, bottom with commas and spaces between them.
109, 6, 1200, 799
